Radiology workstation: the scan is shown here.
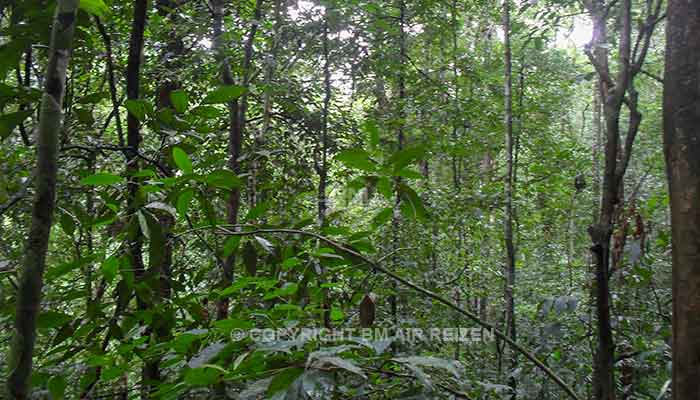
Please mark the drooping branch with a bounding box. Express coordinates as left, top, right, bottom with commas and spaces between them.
178, 225, 582, 400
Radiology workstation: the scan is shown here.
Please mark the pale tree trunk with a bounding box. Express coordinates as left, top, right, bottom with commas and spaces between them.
5, 0, 78, 397
663, 1, 700, 397
502, 0, 517, 397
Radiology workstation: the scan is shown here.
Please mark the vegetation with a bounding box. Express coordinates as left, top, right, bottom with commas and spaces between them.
0, 0, 695, 398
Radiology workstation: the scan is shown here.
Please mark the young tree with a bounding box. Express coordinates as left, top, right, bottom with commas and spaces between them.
663, 1, 700, 397
583, 1, 662, 397
5, 0, 79, 397
502, 0, 517, 396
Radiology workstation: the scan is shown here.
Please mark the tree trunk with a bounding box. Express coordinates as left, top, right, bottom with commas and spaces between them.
316, 10, 332, 328
502, 0, 517, 397
212, 0, 262, 320
5, 1, 79, 397
124, 0, 150, 396
663, 1, 700, 397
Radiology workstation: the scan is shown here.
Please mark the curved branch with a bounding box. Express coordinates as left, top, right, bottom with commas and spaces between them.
178, 225, 582, 400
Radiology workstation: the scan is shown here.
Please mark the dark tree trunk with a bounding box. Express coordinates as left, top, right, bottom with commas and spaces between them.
212, 0, 262, 320
663, 1, 700, 397
5, 1, 79, 398
124, 0, 150, 396
502, 0, 517, 397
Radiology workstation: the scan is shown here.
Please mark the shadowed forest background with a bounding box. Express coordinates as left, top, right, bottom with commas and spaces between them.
1, 0, 699, 399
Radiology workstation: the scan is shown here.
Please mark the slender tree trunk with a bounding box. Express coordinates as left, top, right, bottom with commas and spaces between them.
5, 1, 79, 397
390, 0, 407, 328
502, 0, 517, 396
317, 10, 332, 328
663, 1, 700, 397
123, 0, 150, 396
212, 0, 262, 320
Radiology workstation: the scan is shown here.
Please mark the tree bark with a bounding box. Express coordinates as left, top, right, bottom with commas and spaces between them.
124, 0, 150, 396
663, 1, 700, 397
502, 0, 517, 397
212, 0, 263, 320
5, 1, 79, 397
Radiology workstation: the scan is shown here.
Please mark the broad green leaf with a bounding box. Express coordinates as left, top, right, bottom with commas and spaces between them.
184, 367, 220, 387
169, 89, 188, 113
389, 145, 426, 172
47, 375, 67, 400
79, 0, 109, 16
372, 207, 393, 227
330, 307, 344, 321
101, 256, 119, 283
80, 173, 123, 186
176, 189, 195, 219
244, 201, 269, 222
395, 168, 424, 180
37, 311, 72, 330
204, 169, 242, 189
0, 110, 32, 140
363, 120, 380, 148
124, 99, 149, 121
267, 368, 304, 396
399, 184, 428, 221
264, 282, 299, 300
172, 147, 193, 174
336, 148, 376, 172
202, 85, 247, 104
222, 236, 241, 258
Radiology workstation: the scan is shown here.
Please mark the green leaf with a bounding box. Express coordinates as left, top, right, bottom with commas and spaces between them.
267, 368, 304, 396
399, 184, 428, 221
176, 189, 195, 219
372, 207, 393, 227
191, 105, 222, 118
395, 168, 423, 180
213, 318, 253, 332
202, 85, 247, 104
204, 169, 242, 189
172, 147, 193, 174
244, 201, 269, 222
79, 0, 110, 16
330, 307, 344, 321
389, 146, 426, 172
137, 211, 150, 239
81, 173, 123, 186
0, 110, 31, 140
222, 236, 241, 258
37, 311, 72, 330
169, 89, 188, 113
363, 120, 380, 149
124, 99, 149, 122
47, 375, 67, 400
336, 148, 376, 172
101, 256, 119, 283
264, 283, 299, 300
184, 367, 220, 387
282, 257, 301, 270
